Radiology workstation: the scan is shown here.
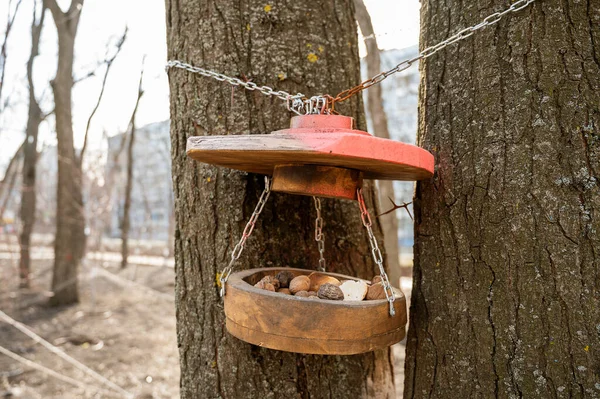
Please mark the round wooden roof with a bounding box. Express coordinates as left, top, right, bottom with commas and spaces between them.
186, 115, 434, 181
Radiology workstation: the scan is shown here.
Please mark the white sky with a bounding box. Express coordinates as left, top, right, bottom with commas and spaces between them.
0, 0, 420, 169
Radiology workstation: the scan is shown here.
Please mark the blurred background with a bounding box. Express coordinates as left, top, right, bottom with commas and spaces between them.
0, 0, 421, 397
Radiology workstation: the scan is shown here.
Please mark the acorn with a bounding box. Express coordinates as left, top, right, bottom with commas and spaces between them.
317, 283, 344, 300
294, 290, 310, 298
276, 270, 295, 288
366, 282, 387, 300
254, 280, 275, 292
289, 275, 310, 294
339, 280, 368, 301
308, 273, 341, 292
277, 288, 291, 295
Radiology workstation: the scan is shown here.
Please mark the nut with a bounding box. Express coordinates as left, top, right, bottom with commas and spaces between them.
308, 291, 318, 297
259, 275, 280, 290
277, 288, 291, 295
276, 270, 295, 288
289, 275, 310, 294
371, 275, 382, 285
317, 283, 344, 300
339, 280, 368, 301
294, 290, 310, 298
366, 282, 387, 300
254, 281, 275, 292
308, 273, 341, 292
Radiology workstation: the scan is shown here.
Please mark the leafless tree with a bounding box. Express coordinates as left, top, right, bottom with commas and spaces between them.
120, 62, 145, 269
354, 0, 402, 286
79, 27, 128, 166
45, 0, 85, 306
0, 0, 23, 113
18, 0, 46, 288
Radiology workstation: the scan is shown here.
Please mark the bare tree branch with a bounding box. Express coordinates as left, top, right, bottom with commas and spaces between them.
377, 197, 413, 220
0, 0, 24, 112
78, 26, 128, 166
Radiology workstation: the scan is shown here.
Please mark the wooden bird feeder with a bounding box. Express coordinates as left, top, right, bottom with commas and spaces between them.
186, 114, 434, 355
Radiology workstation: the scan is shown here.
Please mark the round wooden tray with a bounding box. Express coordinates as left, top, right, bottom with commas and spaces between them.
224, 267, 407, 355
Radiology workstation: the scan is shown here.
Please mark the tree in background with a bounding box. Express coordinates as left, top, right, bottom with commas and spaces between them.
121, 64, 144, 269
166, 0, 396, 397
405, 0, 599, 397
354, 0, 402, 287
18, 0, 46, 288
45, 0, 86, 306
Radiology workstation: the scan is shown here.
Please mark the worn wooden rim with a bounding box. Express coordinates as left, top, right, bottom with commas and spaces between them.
223, 267, 407, 355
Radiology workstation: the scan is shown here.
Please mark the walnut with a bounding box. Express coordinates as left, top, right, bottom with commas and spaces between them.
317, 283, 344, 300
294, 290, 310, 297
277, 288, 291, 295
339, 280, 368, 301
371, 275, 382, 285
254, 280, 275, 292
259, 275, 280, 290
308, 273, 341, 292
276, 270, 295, 288
366, 282, 386, 300
289, 275, 310, 294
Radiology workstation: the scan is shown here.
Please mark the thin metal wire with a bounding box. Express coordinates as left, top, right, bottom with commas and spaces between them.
219, 177, 271, 296
0, 309, 133, 398
166, 0, 536, 113
357, 189, 396, 317
313, 197, 326, 272
0, 344, 118, 397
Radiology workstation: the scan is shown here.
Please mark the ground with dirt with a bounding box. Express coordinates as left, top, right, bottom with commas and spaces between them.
0, 236, 409, 398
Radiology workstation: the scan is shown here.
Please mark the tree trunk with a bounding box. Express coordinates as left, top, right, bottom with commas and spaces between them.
354, 0, 402, 287
405, 1, 600, 398
46, 0, 85, 306
120, 68, 144, 269
19, 1, 45, 289
166, 1, 396, 398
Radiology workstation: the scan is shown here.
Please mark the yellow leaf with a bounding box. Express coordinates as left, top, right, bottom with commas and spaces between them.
263, 4, 272, 12
216, 273, 222, 288
307, 53, 318, 63
306, 43, 312, 48
318, 45, 324, 53
246, 23, 251, 31
584, 345, 590, 352
277, 73, 286, 81
207, 177, 211, 182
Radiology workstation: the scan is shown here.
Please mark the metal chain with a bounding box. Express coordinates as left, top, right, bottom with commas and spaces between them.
166, 0, 535, 113
313, 197, 326, 272
219, 176, 271, 296
357, 188, 396, 317
332, 0, 536, 105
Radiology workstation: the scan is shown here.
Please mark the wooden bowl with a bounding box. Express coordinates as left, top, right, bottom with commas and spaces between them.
224, 267, 407, 355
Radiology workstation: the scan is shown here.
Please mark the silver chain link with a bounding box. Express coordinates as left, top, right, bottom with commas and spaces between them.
313, 197, 326, 272
219, 177, 271, 296
334, 0, 536, 101
357, 188, 396, 317
166, 0, 535, 111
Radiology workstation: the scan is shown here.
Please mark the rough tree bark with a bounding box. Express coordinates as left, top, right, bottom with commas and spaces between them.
45, 0, 86, 306
405, 1, 600, 398
166, 1, 397, 397
19, 1, 45, 288
121, 67, 144, 269
354, 0, 402, 287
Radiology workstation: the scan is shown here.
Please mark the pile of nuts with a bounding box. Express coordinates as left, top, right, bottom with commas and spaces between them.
253, 270, 388, 301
